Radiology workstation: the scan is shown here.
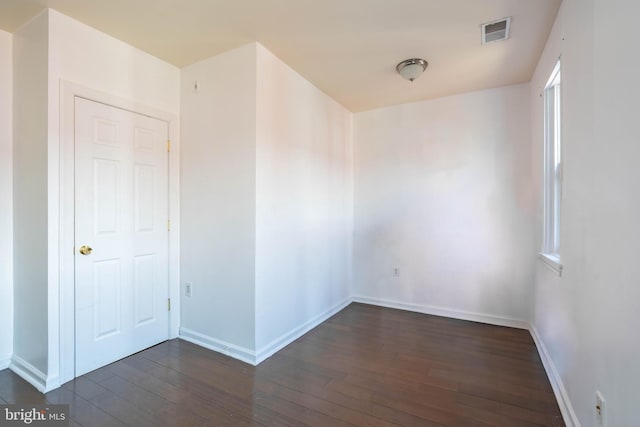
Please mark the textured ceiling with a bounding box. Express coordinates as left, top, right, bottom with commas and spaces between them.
0, 0, 561, 112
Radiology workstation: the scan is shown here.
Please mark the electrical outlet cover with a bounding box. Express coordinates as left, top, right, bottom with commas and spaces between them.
596, 390, 606, 426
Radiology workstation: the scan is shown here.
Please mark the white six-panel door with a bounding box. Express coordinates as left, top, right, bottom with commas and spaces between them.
74, 97, 169, 376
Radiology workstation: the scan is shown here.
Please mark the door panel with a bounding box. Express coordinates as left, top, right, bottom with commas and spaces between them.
134, 254, 156, 326
94, 159, 120, 235
93, 259, 121, 339
75, 97, 169, 376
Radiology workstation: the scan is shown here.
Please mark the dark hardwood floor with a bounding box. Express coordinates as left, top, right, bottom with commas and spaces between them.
0, 303, 564, 426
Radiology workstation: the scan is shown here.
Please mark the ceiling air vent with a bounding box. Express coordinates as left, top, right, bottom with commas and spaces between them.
481, 17, 511, 44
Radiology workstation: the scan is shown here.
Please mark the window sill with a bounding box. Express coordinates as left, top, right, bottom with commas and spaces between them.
538, 253, 563, 276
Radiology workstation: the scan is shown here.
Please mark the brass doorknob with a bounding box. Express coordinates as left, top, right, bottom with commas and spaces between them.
79, 245, 93, 256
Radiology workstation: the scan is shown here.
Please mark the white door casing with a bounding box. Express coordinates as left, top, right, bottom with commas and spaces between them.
74, 97, 169, 376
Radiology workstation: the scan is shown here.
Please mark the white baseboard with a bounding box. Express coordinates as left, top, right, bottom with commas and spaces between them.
180, 297, 352, 366
255, 297, 352, 364
529, 325, 580, 427
179, 327, 257, 365
9, 355, 60, 393
352, 296, 529, 329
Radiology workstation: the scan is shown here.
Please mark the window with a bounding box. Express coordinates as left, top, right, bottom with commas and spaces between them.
540, 60, 562, 275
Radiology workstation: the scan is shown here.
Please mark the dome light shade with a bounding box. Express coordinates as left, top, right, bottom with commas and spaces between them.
396, 58, 428, 82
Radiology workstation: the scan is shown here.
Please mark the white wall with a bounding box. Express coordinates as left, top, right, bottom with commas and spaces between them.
11, 9, 180, 388
353, 84, 534, 325
0, 29, 13, 368
254, 45, 353, 356
48, 10, 180, 116
180, 44, 257, 353
47, 9, 181, 384
531, 0, 640, 426
12, 11, 49, 375
179, 43, 353, 361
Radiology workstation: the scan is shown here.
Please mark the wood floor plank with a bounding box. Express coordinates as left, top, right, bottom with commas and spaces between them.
325, 380, 441, 427
46, 386, 126, 427
252, 390, 355, 427
0, 369, 47, 404
0, 303, 565, 426
128, 350, 275, 426
271, 384, 395, 427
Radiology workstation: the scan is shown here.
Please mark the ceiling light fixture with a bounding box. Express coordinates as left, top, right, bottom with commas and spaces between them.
396, 58, 428, 82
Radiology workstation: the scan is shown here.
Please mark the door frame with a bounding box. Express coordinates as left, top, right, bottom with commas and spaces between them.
59, 81, 181, 385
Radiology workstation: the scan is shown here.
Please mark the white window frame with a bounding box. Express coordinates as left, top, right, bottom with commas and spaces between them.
539, 60, 563, 275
